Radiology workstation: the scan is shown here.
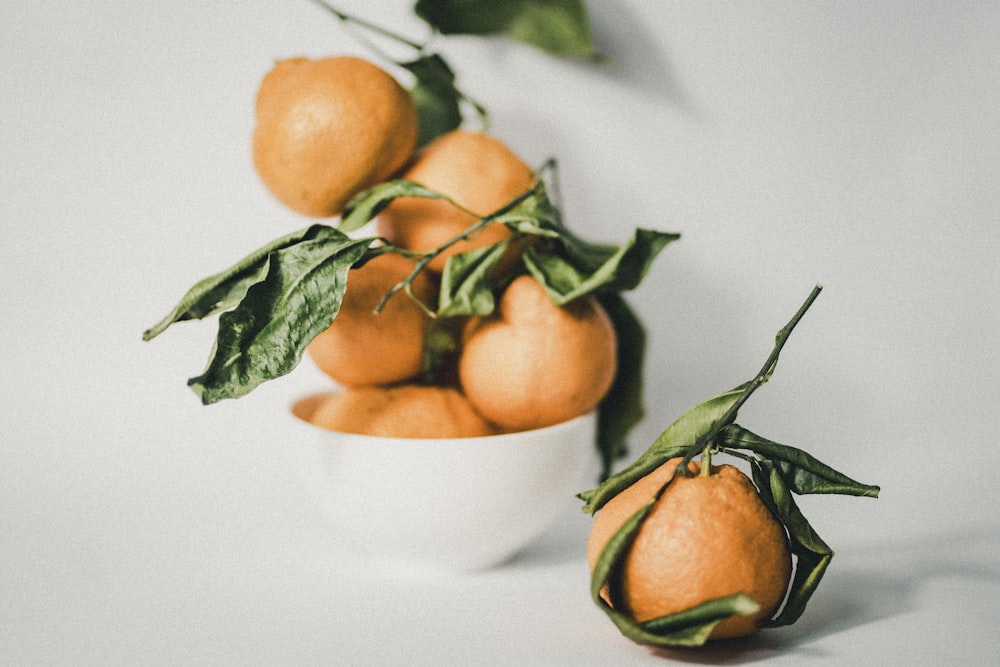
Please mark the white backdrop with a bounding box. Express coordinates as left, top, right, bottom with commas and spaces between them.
3, 1, 998, 664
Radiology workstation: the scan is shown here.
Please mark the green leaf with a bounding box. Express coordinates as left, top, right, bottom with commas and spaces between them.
524, 227, 679, 304
414, 0, 596, 59
491, 213, 562, 239
749, 458, 835, 627
416, 0, 516, 36
720, 424, 881, 498
505, 0, 596, 59
594, 293, 646, 480
720, 425, 878, 627
494, 177, 562, 232
436, 240, 511, 317
600, 592, 758, 649
338, 179, 452, 234
640, 594, 761, 637
578, 382, 749, 515
589, 492, 659, 606
597, 228, 681, 292
513, 186, 679, 301
187, 232, 376, 404
398, 54, 467, 147
421, 316, 464, 387
142, 225, 338, 341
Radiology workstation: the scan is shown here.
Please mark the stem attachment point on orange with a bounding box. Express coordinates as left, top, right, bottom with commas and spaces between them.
700, 444, 713, 477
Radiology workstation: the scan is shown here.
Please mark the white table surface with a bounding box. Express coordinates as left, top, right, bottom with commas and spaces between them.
3, 1, 998, 664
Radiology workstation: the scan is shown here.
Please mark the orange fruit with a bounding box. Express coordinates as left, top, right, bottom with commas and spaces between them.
586, 457, 792, 640
289, 391, 327, 424
458, 276, 617, 432
307, 253, 435, 387
301, 384, 497, 438
252, 55, 418, 217
377, 130, 535, 273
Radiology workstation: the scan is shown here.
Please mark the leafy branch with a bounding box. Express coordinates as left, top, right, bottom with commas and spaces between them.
674, 284, 823, 471
367, 173, 546, 315
143, 166, 677, 470
579, 287, 881, 647
146, 1, 652, 466
579, 285, 822, 514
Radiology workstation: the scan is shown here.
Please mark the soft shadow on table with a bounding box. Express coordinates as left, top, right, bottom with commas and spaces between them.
504, 504, 594, 569
559, 525, 998, 664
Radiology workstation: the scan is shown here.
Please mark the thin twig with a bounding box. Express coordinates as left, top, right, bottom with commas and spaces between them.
308, 0, 490, 140
678, 284, 824, 473
373, 178, 547, 314
306, 0, 425, 51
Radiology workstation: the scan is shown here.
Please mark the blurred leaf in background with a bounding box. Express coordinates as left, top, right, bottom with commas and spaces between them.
414, 0, 598, 59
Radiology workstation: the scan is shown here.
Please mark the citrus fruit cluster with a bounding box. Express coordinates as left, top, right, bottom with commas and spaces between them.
140, 7, 881, 651
250, 56, 619, 438
143, 43, 674, 470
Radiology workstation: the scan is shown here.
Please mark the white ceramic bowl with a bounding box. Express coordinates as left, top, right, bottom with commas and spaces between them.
290, 396, 598, 572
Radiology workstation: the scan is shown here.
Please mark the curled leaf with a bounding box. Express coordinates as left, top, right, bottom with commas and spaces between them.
142, 225, 337, 341
749, 458, 835, 627
437, 240, 512, 317
399, 54, 463, 147
524, 227, 679, 305
594, 293, 646, 479
338, 179, 452, 234
188, 233, 376, 403
720, 424, 881, 497
398, 53, 490, 147
640, 594, 761, 640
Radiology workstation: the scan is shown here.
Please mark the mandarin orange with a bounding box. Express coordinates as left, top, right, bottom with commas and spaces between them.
377, 130, 535, 273
303, 384, 497, 439
252, 55, 418, 217
307, 253, 435, 387
458, 276, 617, 431
587, 457, 792, 640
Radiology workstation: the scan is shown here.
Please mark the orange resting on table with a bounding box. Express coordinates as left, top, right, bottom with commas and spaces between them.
586, 457, 792, 640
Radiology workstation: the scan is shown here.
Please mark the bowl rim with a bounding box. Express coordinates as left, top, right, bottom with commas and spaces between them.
290, 392, 597, 446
